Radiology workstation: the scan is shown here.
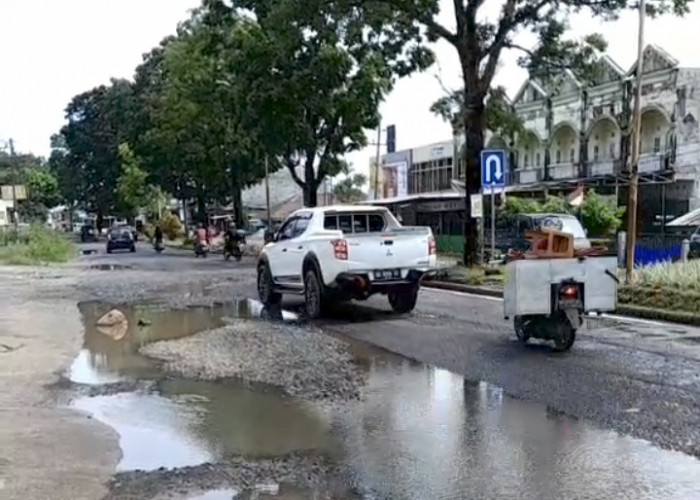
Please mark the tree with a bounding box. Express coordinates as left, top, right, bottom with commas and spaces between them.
116, 143, 150, 218
580, 190, 625, 237
225, 0, 433, 207
135, 8, 272, 224
56, 80, 135, 226
403, 0, 693, 265
333, 173, 367, 204
26, 168, 61, 208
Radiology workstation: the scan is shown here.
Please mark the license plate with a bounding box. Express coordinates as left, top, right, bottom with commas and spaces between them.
373, 269, 401, 280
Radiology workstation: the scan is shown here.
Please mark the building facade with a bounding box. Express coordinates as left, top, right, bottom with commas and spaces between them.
375, 44, 700, 233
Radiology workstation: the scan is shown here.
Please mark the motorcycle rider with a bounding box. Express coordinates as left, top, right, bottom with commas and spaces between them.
154, 224, 163, 245
195, 223, 209, 252
224, 221, 243, 255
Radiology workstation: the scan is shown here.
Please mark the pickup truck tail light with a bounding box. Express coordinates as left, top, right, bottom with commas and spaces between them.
428, 236, 436, 255
331, 239, 348, 260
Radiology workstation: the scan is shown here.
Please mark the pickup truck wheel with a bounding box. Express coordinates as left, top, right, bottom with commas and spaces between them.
304, 269, 325, 319
388, 286, 418, 314
257, 263, 281, 305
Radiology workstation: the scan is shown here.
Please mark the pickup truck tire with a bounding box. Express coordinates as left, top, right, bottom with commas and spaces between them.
388, 286, 419, 314
304, 269, 325, 319
257, 263, 281, 306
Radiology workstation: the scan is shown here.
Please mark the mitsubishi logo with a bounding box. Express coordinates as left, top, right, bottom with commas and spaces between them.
386, 248, 393, 256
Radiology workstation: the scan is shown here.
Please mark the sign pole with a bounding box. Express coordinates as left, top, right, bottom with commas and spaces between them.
479, 190, 485, 264
490, 189, 496, 261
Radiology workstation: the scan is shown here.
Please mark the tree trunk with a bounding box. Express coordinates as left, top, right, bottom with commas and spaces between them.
303, 157, 318, 207
232, 186, 243, 226
303, 182, 318, 207
196, 193, 207, 224
462, 95, 487, 267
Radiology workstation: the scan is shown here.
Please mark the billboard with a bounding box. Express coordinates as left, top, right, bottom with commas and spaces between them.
369, 158, 408, 200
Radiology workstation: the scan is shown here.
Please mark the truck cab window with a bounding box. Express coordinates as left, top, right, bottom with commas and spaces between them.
277, 218, 296, 241
324, 215, 338, 230
368, 214, 386, 232
292, 217, 309, 238
338, 215, 352, 233
352, 214, 368, 233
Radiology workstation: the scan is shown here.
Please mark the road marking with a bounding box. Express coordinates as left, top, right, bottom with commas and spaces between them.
423, 286, 675, 328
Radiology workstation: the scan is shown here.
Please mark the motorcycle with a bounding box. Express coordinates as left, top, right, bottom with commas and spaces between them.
223, 231, 246, 262
513, 279, 583, 352
153, 240, 164, 254
194, 241, 209, 258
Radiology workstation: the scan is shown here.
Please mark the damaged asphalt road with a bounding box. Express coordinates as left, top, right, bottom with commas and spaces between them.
1, 242, 700, 499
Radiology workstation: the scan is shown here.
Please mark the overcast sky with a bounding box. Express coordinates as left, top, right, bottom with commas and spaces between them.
2, 0, 700, 178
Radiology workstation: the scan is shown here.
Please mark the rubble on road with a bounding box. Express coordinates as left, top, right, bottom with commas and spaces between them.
140, 319, 364, 401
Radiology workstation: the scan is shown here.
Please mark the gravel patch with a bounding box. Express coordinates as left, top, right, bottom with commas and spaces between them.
140, 319, 364, 401
104, 452, 346, 500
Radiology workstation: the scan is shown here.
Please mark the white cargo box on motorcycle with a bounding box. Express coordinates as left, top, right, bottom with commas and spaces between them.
503, 256, 618, 317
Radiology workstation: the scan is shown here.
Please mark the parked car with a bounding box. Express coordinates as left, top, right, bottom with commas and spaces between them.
502, 213, 591, 254
256, 205, 437, 318
106, 228, 136, 253
80, 225, 98, 243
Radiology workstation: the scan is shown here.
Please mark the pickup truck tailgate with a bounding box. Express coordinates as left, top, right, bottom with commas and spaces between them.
346, 227, 434, 272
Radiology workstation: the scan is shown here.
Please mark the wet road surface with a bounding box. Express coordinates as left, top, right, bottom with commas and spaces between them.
63, 291, 700, 499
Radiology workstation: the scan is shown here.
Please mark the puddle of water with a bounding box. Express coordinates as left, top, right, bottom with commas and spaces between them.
69, 302, 227, 383
72, 391, 214, 471
71, 378, 336, 471
73, 330, 700, 499
69, 299, 296, 384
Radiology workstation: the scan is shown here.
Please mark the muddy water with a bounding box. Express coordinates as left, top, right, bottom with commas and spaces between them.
68, 300, 700, 499
69, 300, 293, 384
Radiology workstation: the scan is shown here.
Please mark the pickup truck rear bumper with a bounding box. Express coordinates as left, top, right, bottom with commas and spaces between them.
334, 269, 436, 296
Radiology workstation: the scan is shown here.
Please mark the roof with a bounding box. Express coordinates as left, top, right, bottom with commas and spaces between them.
667, 207, 700, 227
291, 204, 389, 215
359, 191, 462, 206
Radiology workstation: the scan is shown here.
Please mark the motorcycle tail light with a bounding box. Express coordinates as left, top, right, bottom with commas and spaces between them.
561, 285, 579, 299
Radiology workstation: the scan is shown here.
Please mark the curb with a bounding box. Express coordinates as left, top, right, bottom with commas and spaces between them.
422, 280, 700, 327
422, 280, 504, 298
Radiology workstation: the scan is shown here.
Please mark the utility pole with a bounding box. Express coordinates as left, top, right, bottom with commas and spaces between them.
625, 0, 646, 283
264, 155, 271, 224
8, 139, 18, 234
372, 125, 382, 199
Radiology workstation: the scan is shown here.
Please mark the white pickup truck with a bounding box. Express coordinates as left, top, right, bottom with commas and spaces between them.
256, 205, 437, 318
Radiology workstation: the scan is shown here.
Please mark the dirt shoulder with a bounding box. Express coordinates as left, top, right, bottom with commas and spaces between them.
0, 269, 120, 500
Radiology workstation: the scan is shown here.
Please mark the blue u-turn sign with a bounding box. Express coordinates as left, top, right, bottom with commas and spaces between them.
481, 150, 507, 189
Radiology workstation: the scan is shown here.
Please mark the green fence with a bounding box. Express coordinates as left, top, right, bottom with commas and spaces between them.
435, 234, 463, 256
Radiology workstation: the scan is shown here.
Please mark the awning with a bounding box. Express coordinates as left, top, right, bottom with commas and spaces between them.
667, 207, 700, 227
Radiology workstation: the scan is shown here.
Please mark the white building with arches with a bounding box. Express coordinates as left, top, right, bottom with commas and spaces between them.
468, 44, 700, 230
374, 44, 700, 233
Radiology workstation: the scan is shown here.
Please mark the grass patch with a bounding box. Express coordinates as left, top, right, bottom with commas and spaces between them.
632, 260, 700, 291
0, 225, 75, 265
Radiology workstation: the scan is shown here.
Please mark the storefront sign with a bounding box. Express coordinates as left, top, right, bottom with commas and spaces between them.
470, 194, 483, 218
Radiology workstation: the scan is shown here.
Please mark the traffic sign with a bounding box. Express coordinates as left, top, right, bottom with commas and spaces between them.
481, 150, 507, 189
